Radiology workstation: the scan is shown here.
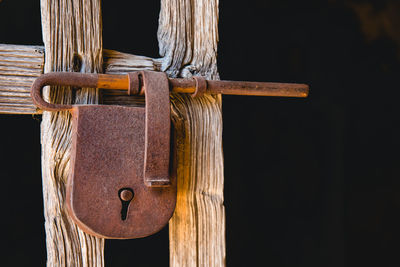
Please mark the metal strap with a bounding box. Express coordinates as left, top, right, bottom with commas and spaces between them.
141, 71, 171, 187
191, 76, 207, 98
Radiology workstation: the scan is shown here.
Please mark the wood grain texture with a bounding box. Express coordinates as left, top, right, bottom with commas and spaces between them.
40, 0, 104, 266
0, 47, 160, 113
101, 49, 158, 107
0, 44, 44, 113
159, 0, 226, 266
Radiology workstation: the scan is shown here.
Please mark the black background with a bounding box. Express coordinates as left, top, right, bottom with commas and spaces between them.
1, 0, 400, 266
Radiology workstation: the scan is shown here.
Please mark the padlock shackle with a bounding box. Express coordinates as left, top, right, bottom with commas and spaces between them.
30, 72, 128, 111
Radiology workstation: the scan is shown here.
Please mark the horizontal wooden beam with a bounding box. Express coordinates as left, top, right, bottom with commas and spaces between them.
0, 44, 44, 114
0, 44, 159, 114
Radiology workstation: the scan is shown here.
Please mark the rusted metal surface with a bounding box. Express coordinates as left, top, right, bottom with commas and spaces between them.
127, 72, 140, 95
30, 72, 98, 111
141, 71, 171, 187
32, 71, 176, 239
120, 189, 134, 202
203, 80, 308, 97
31, 72, 309, 109
167, 78, 310, 97
191, 76, 207, 98
67, 104, 176, 239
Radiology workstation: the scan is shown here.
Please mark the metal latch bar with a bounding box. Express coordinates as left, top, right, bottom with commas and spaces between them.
31, 71, 309, 111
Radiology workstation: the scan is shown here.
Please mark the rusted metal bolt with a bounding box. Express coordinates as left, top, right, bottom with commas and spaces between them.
119, 189, 134, 202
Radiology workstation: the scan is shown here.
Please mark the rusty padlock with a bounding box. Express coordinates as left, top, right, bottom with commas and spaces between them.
31, 70, 309, 239
31, 71, 176, 239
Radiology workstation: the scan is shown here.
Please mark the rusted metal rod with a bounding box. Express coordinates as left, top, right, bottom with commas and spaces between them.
31, 72, 309, 111
169, 79, 308, 97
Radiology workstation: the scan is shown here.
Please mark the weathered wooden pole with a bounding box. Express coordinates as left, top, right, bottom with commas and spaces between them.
159, 0, 225, 265
40, 0, 105, 265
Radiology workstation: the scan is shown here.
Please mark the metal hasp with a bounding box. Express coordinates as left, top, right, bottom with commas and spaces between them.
31, 72, 309, 112
30, 70, 309, 239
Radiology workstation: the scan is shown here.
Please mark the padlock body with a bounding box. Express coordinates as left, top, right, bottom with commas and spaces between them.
66, 105, 176, 239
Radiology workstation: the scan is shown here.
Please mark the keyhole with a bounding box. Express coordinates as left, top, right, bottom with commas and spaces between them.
118, 188, 134, 221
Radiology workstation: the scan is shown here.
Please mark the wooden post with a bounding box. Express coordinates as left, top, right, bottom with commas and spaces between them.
40, 0, 105, 265
158, 0, 225, 266
0, 0, 225, 265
